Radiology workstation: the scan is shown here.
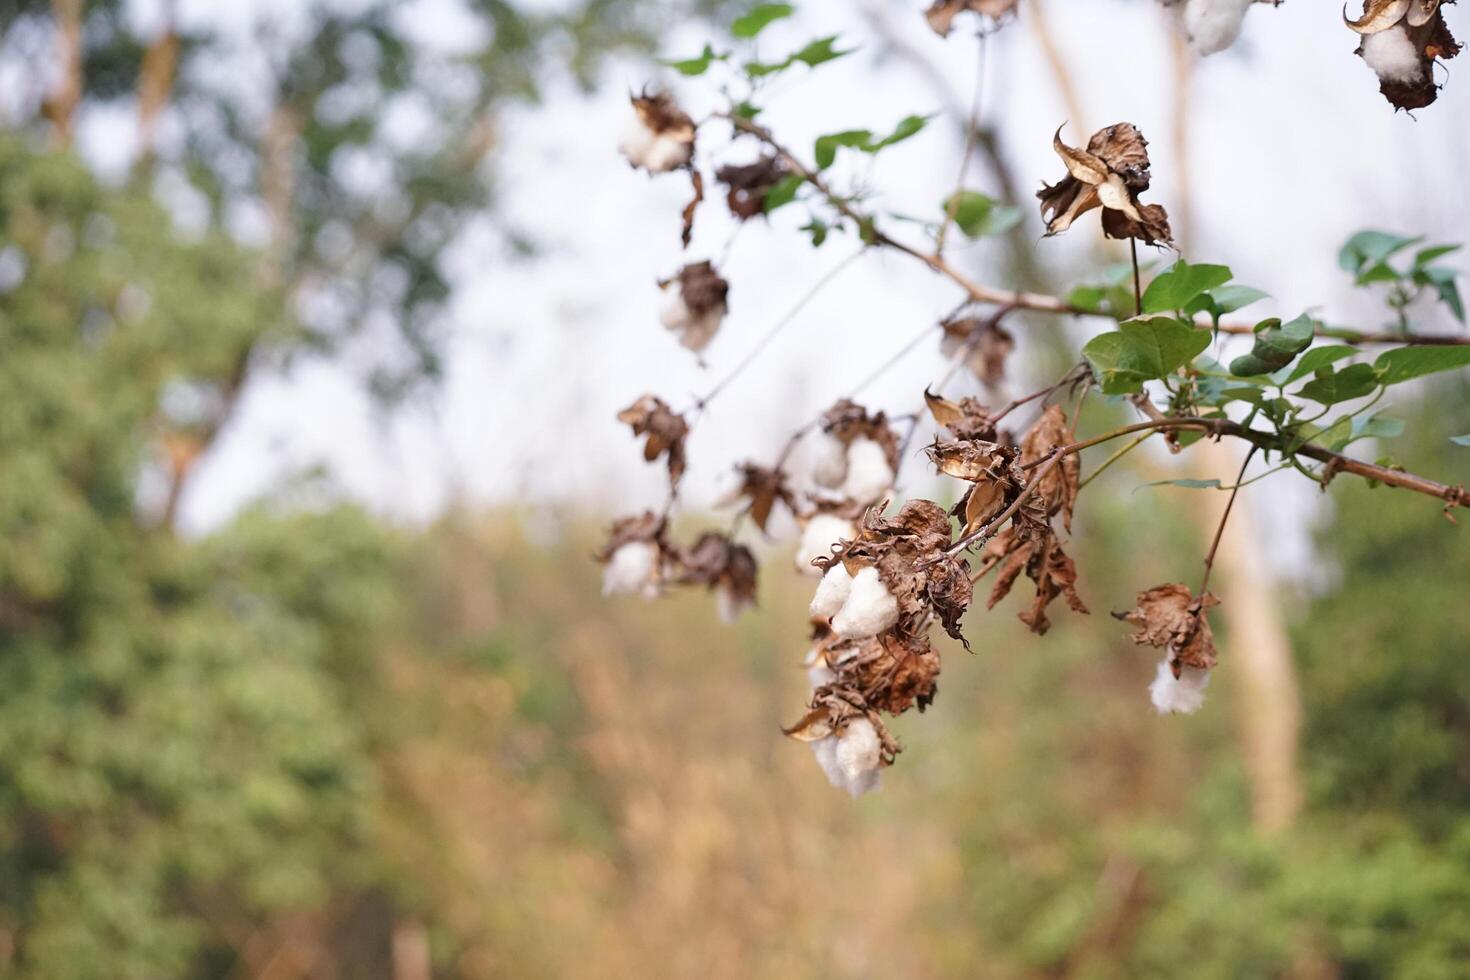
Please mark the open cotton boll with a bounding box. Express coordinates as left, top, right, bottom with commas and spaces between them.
810, 563, 854, 619
831, 566, 899, 638
795, 514, 857, 574
1362, 26, 1425, 84
803, 648, 835, 689
1184, 0, 1253, 56
602, 541, 659, 598
840, 437, 894, 503
810, 431, 849, 488
675, 306, 723, 353
658, 287, 691, 333
1148, 658, 1211, 715
618, 116, 658, 168
810, 735, 845, 790
834, 719, 883, 798
619, 118, 691, 173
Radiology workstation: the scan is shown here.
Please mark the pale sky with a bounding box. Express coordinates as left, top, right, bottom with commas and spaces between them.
152, 0, 1468, 575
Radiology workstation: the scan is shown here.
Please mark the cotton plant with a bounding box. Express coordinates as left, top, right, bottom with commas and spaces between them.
600, 2, 1470, 799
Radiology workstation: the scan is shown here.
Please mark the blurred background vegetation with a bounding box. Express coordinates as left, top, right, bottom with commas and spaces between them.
1, 1, 1468, 977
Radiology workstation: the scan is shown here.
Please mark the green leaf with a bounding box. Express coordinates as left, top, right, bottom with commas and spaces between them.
813, 129, 871, 169
1450, 435, 1470, 447
761, 173, 804, 213
812, 114, 932, 169
943, 191, 1022, 238
662, 44, 726, 76
800, 217, 829, 247
1228, 314, 1316, 377
1374, 346, 1470, 385
744, 35, 853, 77
1136, 478, 1222, 492
1140, 260, 1232, 314
1338, 230, 1420, 275
1082, 317, 1211, 394
1356, 262, 1401, 286
1350, 414, 1404, 441
731, 3, 794, 38
1272, 345, 1356, 385
1415, 265, 1465, 322
1295, 362, 1381, 405
733, 100, 762, 119
1187, 284, 1269, 319
1413, 244, 1460, 267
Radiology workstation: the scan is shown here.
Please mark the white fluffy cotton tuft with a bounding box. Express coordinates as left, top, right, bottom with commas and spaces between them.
808, 719, 883, 798
619, 117, 691, 173
602, 541, 660, 598
840, 437, 895, 503
803, 647, 835, 689
831, 566, 899, 638
809, 431, 849, 488
1184, 0, 1254, 56
1148, 658, 1211, 715
809, 563, 854, 619
795, 514, 857, 575
659, 288, 724, 353
715, 583, 752, 625
1361, 26, 1425, 84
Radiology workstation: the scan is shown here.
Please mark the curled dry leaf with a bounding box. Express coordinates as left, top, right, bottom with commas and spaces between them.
925, 0, 1020, 36
1113, 582, 1221, 671
978, 526, 1089, 635
1348, 1, 1460, 110
1037, 123, 1172, 246
680, 169, 703, 248
939, 316, 1016, 388
715, 156, 790, 220
1019, 404, 1080, 531
617, 394, 689, 484
924, 388, 1000, 442
723, 462, 796, 533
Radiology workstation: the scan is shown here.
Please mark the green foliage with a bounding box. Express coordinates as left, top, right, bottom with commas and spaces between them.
1140, 259, 1232, 314
1227, 314, 1315, 377
943, 190, 1023, 238
1375, 346, 1470, 385
813, 114, 932, 169
744, 34, 853, 77
730, 2, 794, 37
1082, 317, 1211, 394
1339, 230, 1464, 325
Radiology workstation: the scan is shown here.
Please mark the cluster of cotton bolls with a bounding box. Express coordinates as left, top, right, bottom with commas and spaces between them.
810, 563, 900, 639
810, 430, 895, 504
1148, 658, 1212, 715
1182, 0, 1255, 56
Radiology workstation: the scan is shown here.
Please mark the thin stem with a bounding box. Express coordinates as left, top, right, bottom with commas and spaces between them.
1200, 445, 1258, 594
1076, 430, 1155, 491
935, 30, 988, 255
693, 247, 865, 412
1130, 238, 1142, 317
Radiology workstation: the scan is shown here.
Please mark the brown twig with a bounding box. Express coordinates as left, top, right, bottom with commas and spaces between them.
1199, 445, 1258, 594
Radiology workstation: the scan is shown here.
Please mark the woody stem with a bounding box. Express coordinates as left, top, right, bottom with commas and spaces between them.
1131, 238, 1142, 316
1199, 445, 1258, 595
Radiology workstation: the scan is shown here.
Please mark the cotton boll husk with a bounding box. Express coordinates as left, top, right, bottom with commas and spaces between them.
602, 541, 659, 597
1149, 658, 1211, 715
809, 431, 849, 488
831, 566, 899, 638
643, 132, 693, 173
618, 117, 658, 167
1362, 26, 1425, 83
835, 719, 883, 798
715, 583, 752, 625
795, 514, 857, 574
840, 437, 894, 503
810, 563, 854, 618
1184, 0, 1253, 56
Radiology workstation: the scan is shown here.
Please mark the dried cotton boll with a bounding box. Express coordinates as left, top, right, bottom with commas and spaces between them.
831, 566, 899, 639
810, 563, 854, 619
602, 541, 661, 598
619, 92, 694, 174
1148, 658, 1211, 715
1183, 0, 1254, 56
1362, 26, 1426, 84
840, 436, 895, 503
794, 513, 857, 574
809, 431, 849, 488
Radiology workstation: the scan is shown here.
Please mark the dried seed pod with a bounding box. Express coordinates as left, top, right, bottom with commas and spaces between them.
1037, 124, 1172, 245
616, 394, 689, 484
658, 261, 729, 353
619, 90, 695, 173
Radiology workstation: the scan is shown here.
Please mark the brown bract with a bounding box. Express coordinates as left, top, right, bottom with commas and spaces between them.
925, 0, 1020, 36
940, 316, 1016, 387
924, 388, 1000, 442
724, 462, 796, 533
631, 89, 695, 145
979, 527, 1088, 635
667, 260, 730, 321
1019, 405, 1080, 531
617, 394, 689, 485
1112, 582, 1221, 671
927, 438, 1021, 533
820, 398, 902, 470
715, 156, 789, 220
1037, 123, 1172, 246
679, 531, 758, 607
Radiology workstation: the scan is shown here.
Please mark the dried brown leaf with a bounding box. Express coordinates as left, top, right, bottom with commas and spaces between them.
617, 395, 690, 485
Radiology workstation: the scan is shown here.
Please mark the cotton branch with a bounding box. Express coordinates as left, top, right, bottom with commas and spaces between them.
724, 114, 1470, 348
